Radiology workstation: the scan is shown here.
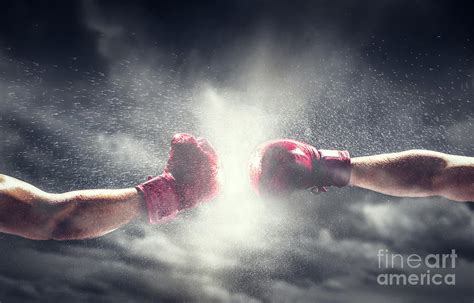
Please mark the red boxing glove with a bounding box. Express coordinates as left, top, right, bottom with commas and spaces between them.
248, 139, 351, 196
136, 133, 220, 224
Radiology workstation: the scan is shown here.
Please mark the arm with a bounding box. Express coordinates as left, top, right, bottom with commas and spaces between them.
0, 133, 220, 240
0, 174, 145, 240
349, 150, 474, 202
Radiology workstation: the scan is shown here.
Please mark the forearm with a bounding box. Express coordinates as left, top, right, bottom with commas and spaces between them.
50, 188, 145, 240
0, 174, 146, 240
349, 150, 474, 201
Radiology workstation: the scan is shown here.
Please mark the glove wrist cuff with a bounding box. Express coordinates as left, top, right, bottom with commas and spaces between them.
136, 173, 180, 224
318, 150, 351, 187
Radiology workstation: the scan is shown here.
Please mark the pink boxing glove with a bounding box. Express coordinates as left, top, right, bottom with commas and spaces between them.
136, 133, 220, 224
249, 139, 351, 196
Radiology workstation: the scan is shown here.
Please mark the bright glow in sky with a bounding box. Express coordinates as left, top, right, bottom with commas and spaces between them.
181, 85, 279, 269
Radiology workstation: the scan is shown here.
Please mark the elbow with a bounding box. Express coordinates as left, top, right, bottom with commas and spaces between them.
38, 201, 80, 241
46, 195, 92, 240
50, 218, 84, 241
431, 167, 474, 202
36, 200, 78, 241
405, 151, 450, 197
50, 225, 71, 241
50, 215, 105, 240
11, 199, 69, 241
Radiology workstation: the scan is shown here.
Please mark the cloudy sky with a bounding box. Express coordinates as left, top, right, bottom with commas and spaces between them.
0, 0, 473, 302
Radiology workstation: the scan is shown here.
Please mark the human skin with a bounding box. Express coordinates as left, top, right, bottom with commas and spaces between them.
349, 150, 474, 202
0, 150, 472, 240
0, 133, 219, 241
0, 174, 144, 240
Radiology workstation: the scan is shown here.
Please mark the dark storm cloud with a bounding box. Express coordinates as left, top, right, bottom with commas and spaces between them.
0, 0, 473, 302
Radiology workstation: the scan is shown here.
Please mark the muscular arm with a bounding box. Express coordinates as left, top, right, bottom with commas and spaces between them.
0, 174, 145, 240
349, 150, 474, 202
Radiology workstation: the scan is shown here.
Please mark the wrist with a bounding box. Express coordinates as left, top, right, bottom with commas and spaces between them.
134, 188, 150, 219
348, 156, 371, 188
136, 173, 180, 224
317, 149, 352, 187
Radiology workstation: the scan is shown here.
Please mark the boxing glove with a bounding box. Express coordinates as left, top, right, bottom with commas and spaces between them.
136, 133, 220, 223
249, 139, 351, 196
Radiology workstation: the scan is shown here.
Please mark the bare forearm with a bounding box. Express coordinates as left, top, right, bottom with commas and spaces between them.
349, 150, 474, 201
0, 174, 145, 240
349, 150, 445, 197
50, 188, 145, 240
